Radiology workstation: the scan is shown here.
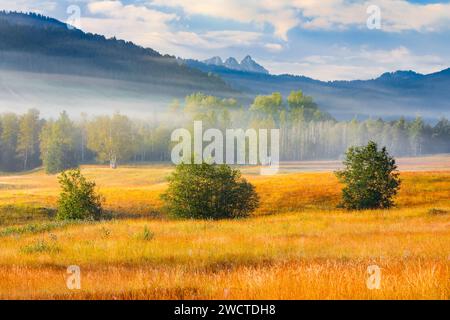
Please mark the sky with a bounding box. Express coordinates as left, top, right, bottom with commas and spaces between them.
1, 0, 450, 80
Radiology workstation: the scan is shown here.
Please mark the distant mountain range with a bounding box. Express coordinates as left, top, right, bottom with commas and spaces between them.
0, 11, 449, 121
186, 58, 450, 121
203, 56, 269, 74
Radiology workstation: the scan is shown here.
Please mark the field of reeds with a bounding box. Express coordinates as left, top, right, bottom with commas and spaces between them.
0, 156, 449, 299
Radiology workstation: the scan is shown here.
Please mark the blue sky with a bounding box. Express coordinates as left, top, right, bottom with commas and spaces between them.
2, 0, 450, 80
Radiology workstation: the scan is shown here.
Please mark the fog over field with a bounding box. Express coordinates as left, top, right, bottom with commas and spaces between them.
0, 70, 174, 118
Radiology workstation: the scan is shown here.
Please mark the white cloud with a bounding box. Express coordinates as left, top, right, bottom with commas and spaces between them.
295, 0, 450, 33
264, 43, 284, 52
82, 1, 176, 50
0, 0, 57, 13
170, 30, 262, 50
149, 0, 450, 39
150, 0, 299, 40
263, 46, 447, 80
75, 1, 266, 56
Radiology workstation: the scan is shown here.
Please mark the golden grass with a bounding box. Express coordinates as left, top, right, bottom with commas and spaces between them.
0, 159, 449, 300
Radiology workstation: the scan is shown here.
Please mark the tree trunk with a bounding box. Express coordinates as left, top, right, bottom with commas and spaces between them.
110, 154, 117, 169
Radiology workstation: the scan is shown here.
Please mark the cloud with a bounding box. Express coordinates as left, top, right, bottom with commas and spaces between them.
149, 0, 299, 40
262, 46, 447, 80
170, 30, 263, 50
264, 43, 284, 52
81, 0, 177, 51
149, 0, 450, 39
76, 1, 266, 56
295, 0, 450, 33
0, 0, 57, 13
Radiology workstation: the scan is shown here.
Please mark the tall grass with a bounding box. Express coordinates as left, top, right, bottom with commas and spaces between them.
0, 162, 448, 299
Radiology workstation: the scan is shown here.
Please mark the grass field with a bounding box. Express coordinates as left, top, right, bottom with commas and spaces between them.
0, 157, 449, 299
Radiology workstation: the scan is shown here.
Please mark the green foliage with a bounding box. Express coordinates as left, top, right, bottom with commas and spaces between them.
0, 113, 19, 171
0, 221, 79, 237
86, 113, 135, 168
17, 109, 42, 170
162, 162, 259, 219
250, 90, 332, 123
250, 92, 283, 119
287, 90, 333, 122
142, 226, 154, 241
336, 141, 401, 210
184, 92, 239, 127
1, 98, 450, 173
40, 111, 78, 174
56, 169, 104, 221
20, 238, 60, 254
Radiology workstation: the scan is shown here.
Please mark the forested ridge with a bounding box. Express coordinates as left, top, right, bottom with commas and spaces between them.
0, 11, 235, 97
1, 91, 449, 173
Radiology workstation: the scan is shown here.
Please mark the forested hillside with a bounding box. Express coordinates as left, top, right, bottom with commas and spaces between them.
0, 12, 235, 100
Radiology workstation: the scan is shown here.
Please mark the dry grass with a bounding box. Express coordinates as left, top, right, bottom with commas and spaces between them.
0, 158, 449, 300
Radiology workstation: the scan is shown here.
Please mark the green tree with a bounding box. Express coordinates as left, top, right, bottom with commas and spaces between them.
87, 113, 135, 168
431, 117, 450, 153
250, 92, 283, 120
0, 113, 20, 171
17, 109, 42, 170
287, 90, 332, 121
409, 116, 425, 156
162, 162, 259, 219
336, 141, 401, 210
40, 111, 78, 174
56, 169, 104, 220
184, 93, 238, 128
287, 90, 316, 110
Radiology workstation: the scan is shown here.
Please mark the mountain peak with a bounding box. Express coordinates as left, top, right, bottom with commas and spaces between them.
203, 55, 269, 74
203, 56, 223, 66
240, 55, 269, 74
224, 57, 240, 70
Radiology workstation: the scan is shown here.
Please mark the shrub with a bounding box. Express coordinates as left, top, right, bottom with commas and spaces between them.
161, 162, 259, 219
142, 226, 154, 241
56, 169, 104, 220
335, 141, 401, 210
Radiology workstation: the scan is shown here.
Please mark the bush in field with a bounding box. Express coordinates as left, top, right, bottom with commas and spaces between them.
336, 141, 401, 210
56, 169, 104, 220
162, 162, 259, 219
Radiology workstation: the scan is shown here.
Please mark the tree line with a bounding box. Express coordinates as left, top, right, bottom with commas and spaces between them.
1, 91, 449, 173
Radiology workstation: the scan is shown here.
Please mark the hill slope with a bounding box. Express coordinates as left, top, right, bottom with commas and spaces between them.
0, 12, 235, 115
